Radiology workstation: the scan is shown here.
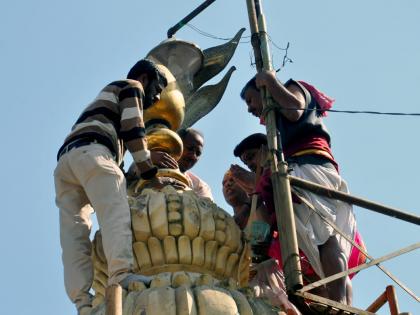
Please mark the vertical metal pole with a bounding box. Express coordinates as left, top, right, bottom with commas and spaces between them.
245, 0, 303, 292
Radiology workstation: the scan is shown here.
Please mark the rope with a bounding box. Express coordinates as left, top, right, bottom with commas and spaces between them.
263, 105, 420, 117
186, 23, 251, 43
260, 103, 278, 120
184, 23, 293, 69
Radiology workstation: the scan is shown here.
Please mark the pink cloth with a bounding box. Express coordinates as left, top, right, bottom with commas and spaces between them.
268, 231, 318, 284
268, 230, 367, 282
348, 230, 367, 279
298, 80, 335, 116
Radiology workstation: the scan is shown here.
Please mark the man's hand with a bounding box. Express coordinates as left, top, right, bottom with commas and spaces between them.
255, 70, 277, 89
230, 164, 256, 194
151, 151, 178, 169
147, 176, 186, 190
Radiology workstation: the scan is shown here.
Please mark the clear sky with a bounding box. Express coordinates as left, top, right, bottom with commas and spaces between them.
1, 0, 419, 314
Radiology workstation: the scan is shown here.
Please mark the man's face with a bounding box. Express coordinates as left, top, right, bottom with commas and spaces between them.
240, 148, 260, 173
222, 175, 248, 207
144, 76, 165, 109
243, 87, 263, 118
178, 132, 204, 173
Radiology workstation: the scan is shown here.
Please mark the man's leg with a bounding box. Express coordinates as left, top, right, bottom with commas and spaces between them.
346, 276, 353, 305
318, 236, 347, 304
71, 144, 135, 285
55, 156, 94, 310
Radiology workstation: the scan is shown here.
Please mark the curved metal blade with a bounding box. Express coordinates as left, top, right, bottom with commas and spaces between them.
181, 66, 236, 129
192, 28, 245, 90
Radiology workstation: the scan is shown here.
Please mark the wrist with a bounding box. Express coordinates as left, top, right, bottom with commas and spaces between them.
139, 166, 158, 180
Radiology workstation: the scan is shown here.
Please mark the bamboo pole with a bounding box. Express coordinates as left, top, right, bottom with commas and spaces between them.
295, 291, 377, 315
245, 0, 303, 292
289, 175, 420, 225
386, 285, 401, 315
366, 291, 387, 312
105, 284, 123, 315
366, 286, 401, 314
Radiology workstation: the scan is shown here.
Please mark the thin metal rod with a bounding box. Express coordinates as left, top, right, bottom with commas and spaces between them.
167, 0, 217, 38
294, 291, 377, 315
290, 175, 420, 225
299, 242, 420, 300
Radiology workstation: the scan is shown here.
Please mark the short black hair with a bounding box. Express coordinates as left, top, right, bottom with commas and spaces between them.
177, 128, 204, 140
127, 59, 168, 87
240, 76, 259, 99
233, 133, 267, 157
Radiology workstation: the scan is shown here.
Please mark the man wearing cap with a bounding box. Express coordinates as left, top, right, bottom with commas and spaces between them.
54, 59, 167, 314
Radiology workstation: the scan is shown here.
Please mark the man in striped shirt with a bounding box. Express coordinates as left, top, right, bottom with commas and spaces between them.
54, 59, 167, 314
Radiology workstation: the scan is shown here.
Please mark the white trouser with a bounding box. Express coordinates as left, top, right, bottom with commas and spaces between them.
290, 163, 356, 278
54, 143, 134, 308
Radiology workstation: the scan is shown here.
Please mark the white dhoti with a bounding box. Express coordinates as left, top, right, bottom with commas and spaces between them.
289, 163, 356, 278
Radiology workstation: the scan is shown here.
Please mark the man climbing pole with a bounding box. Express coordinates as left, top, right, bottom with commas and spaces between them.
239, 72, 357, 304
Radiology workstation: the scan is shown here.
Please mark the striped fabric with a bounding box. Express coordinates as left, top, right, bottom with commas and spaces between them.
62, 79, 155, 174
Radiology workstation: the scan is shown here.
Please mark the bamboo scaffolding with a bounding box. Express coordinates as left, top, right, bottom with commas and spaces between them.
299, 242, 420, 298
295, 192, 420, 302
366, 285, 401, 314
289, 175, 420, 225
295, 291, 377, 315
245, 0, 303, 292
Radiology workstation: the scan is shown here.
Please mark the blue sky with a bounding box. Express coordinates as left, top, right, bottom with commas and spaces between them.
1, 0, 419, 314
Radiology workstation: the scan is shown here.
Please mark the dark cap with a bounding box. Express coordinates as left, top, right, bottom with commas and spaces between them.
233, 133, 267, 157
127, 59, 167, 87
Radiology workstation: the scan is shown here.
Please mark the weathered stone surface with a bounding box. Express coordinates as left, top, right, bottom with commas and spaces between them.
163, 235, 179, 264
195, 286, 238, 315
175, 286, 197, 315
148, 237, 165, 266
229, 290, 253, 315
147, 287, 176, 315
192, 236, 205, 266
178, 235, 192, 264
90, 187, 278, 315
148, 191, 168, 239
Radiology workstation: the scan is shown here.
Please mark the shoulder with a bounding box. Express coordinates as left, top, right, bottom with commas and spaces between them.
106, 79, 144, 92
185, 171, 213, 200
185, 171, 200, 184
285, 79, 311, 104
284, 79, 311, 101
